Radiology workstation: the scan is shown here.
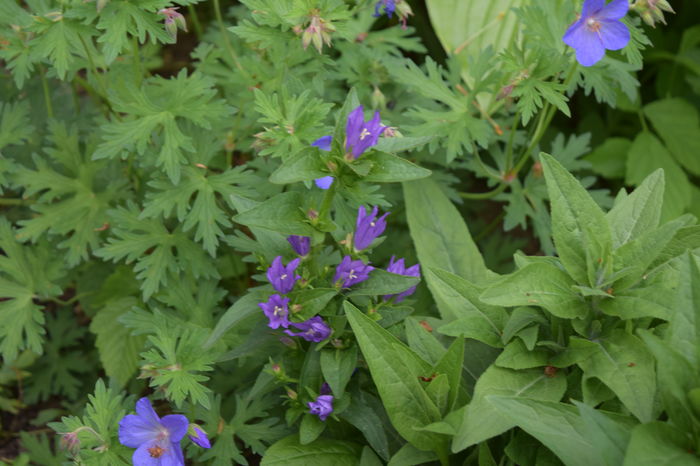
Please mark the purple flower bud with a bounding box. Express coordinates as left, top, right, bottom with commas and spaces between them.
354, 206, 389, 251
312, 135, 333, 152
188, 425, 211, 449
258, 294, 291, 329
374, 0, 396, 17
308, 394, 334, 421
158, 7, 187, 39
334, 255, 374, 288
314, 176, 334, 190
284, 316, 332, 342
345, 106, 385, 159
287, 235, 311, 256
563, 0, 630, 67
320, 382, 332, 395
266, 256, 301, 294
383, 256, 421, 302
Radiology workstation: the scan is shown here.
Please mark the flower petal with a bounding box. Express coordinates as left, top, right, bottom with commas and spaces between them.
314, 176, 334, 189
598, 0, 629, 21
161, 442, 186, 466
563, 23, 605, 66
132, 443, 162, 466
161, 414, 189, 442
119, 414, 158, 448
345, 106, 365, 151
600, 19, 630, 50
581, 0, 605, 17
135, 398, 161, 426
311, 135, 332, 152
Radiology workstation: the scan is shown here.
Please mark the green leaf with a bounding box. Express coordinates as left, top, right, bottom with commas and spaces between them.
362, 151, 432, 183
269, 148, 328, 185
644, 98, 700, 176
666, 252, 700, 367
622, 422, 699, 466
233, 191, 315, 236
89, 297, 145, 388
606, 169, 664, 248
434, 338, 465, 410
404, 177, 493, 319
574, 330, 656, 422
261, 435, 362, 466
374, 136, 433, 153
540, 153, 612, 286
320, 346, 358, 398
204, 290, 268, 350
0, 219, 63, 361
626, 132, 691, 220
387, 443, 438, 466
495, 339, 549, 370
299, 414, 326, 445
453, 366, 567, 451
427, 267, 507, 347
585, 138, 630, 179
574, 401, 632, 466
480, 262, 589, 319
341, 391, 391, 461
405, 318, 446, 365
289, 288, 338, 322
346, 269, 420, 297
489, 397, 631, 466
344, 302, 445, 452
29, 18, 92, 80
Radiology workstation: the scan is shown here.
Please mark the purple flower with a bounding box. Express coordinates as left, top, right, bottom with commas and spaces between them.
284, 316, 332, 342
187, 426, 211, 449
266, 256, 301, 294
308, 394, 334, 421
354, 205, 389, 251
374, 0, 396, 17
312, 136, 335, 190
383, 256, 421, 302
258, 294, 291, 329
118, 398, 188, 466
345, 106, 385, 159
287, 235, 311, 256
334, 255, 374, 288
563, 0, 630, 67
320, 382, 332, 395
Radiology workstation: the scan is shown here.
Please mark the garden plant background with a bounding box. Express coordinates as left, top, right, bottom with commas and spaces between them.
1, 0, 700, 464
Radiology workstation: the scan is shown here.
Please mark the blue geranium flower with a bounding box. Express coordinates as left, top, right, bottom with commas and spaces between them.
563, 0, 630, 67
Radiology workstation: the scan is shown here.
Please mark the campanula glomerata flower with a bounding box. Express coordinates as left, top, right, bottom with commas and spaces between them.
310, 106, 386, 189
308, 394, 334, 421
287, 235, 311, 256
266, 256, 301, 294
284, 316, 332, 342
354, 205, 389, 251
118, 398, 189, 466
259, 294, 291, 329
384, 256, 421, 302
563, 0, 630, 67
334, 256, 374, 287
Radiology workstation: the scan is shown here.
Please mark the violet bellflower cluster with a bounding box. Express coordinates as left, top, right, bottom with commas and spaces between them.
118, 398, 210, 466
259, 243, 332, 342
563, 0, 631, 67
308, 394, 334, 421
311, 105, 386, 189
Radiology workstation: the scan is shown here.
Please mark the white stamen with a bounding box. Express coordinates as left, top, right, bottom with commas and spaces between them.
360, 128, 371, 140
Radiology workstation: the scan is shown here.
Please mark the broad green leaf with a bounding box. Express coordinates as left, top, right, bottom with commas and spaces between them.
233, 191, 316, 236
585, 138, 630, 179
480, 262, 589, 319
600, 261, 676, 320
262, 435, 362, 466
299, 414, 326, 445
341, 390, 391, 461
453, 366, 567, 451
495, 339, 549, 370
626, 132, 691, 220
204, 290, 268, 349
574, 401, 632, 466
90, 297, 145, 388
344, 303, 444, 452
434, 339, 465, 410
404, 177, 492, 293
405, 318, 446, 365
606, 169, 664, 248
375, 136, 433, 153
666, 252, 700, 367
320, 346, 358, 398
622, 422, 699, 466
346, 269, 420, 297
428, 267, 507, 347
362, 151, 432, 183
644, 98, 700, 176
387, 443, 438, 466
289, 288, 338, 322
489, 397, 631, 466
574, 330, 656, 422
540, 153, 612, 286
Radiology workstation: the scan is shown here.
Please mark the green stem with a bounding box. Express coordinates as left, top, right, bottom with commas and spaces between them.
78, 34, 108, 98
318, 182, 336, 221
188, 5, 203, 39
458, 182, 508, 200
474, 211, 505, 242
0, 198, 33, 206
213, 0, 244, 72
504, 110, 521, 171
39, 64, 54, 119
638, 109, 649, 132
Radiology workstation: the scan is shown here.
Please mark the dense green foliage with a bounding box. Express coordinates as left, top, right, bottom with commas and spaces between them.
1, 0, 700, 464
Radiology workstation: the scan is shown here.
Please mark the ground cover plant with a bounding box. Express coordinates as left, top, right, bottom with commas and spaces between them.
1, 0, 699, 464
